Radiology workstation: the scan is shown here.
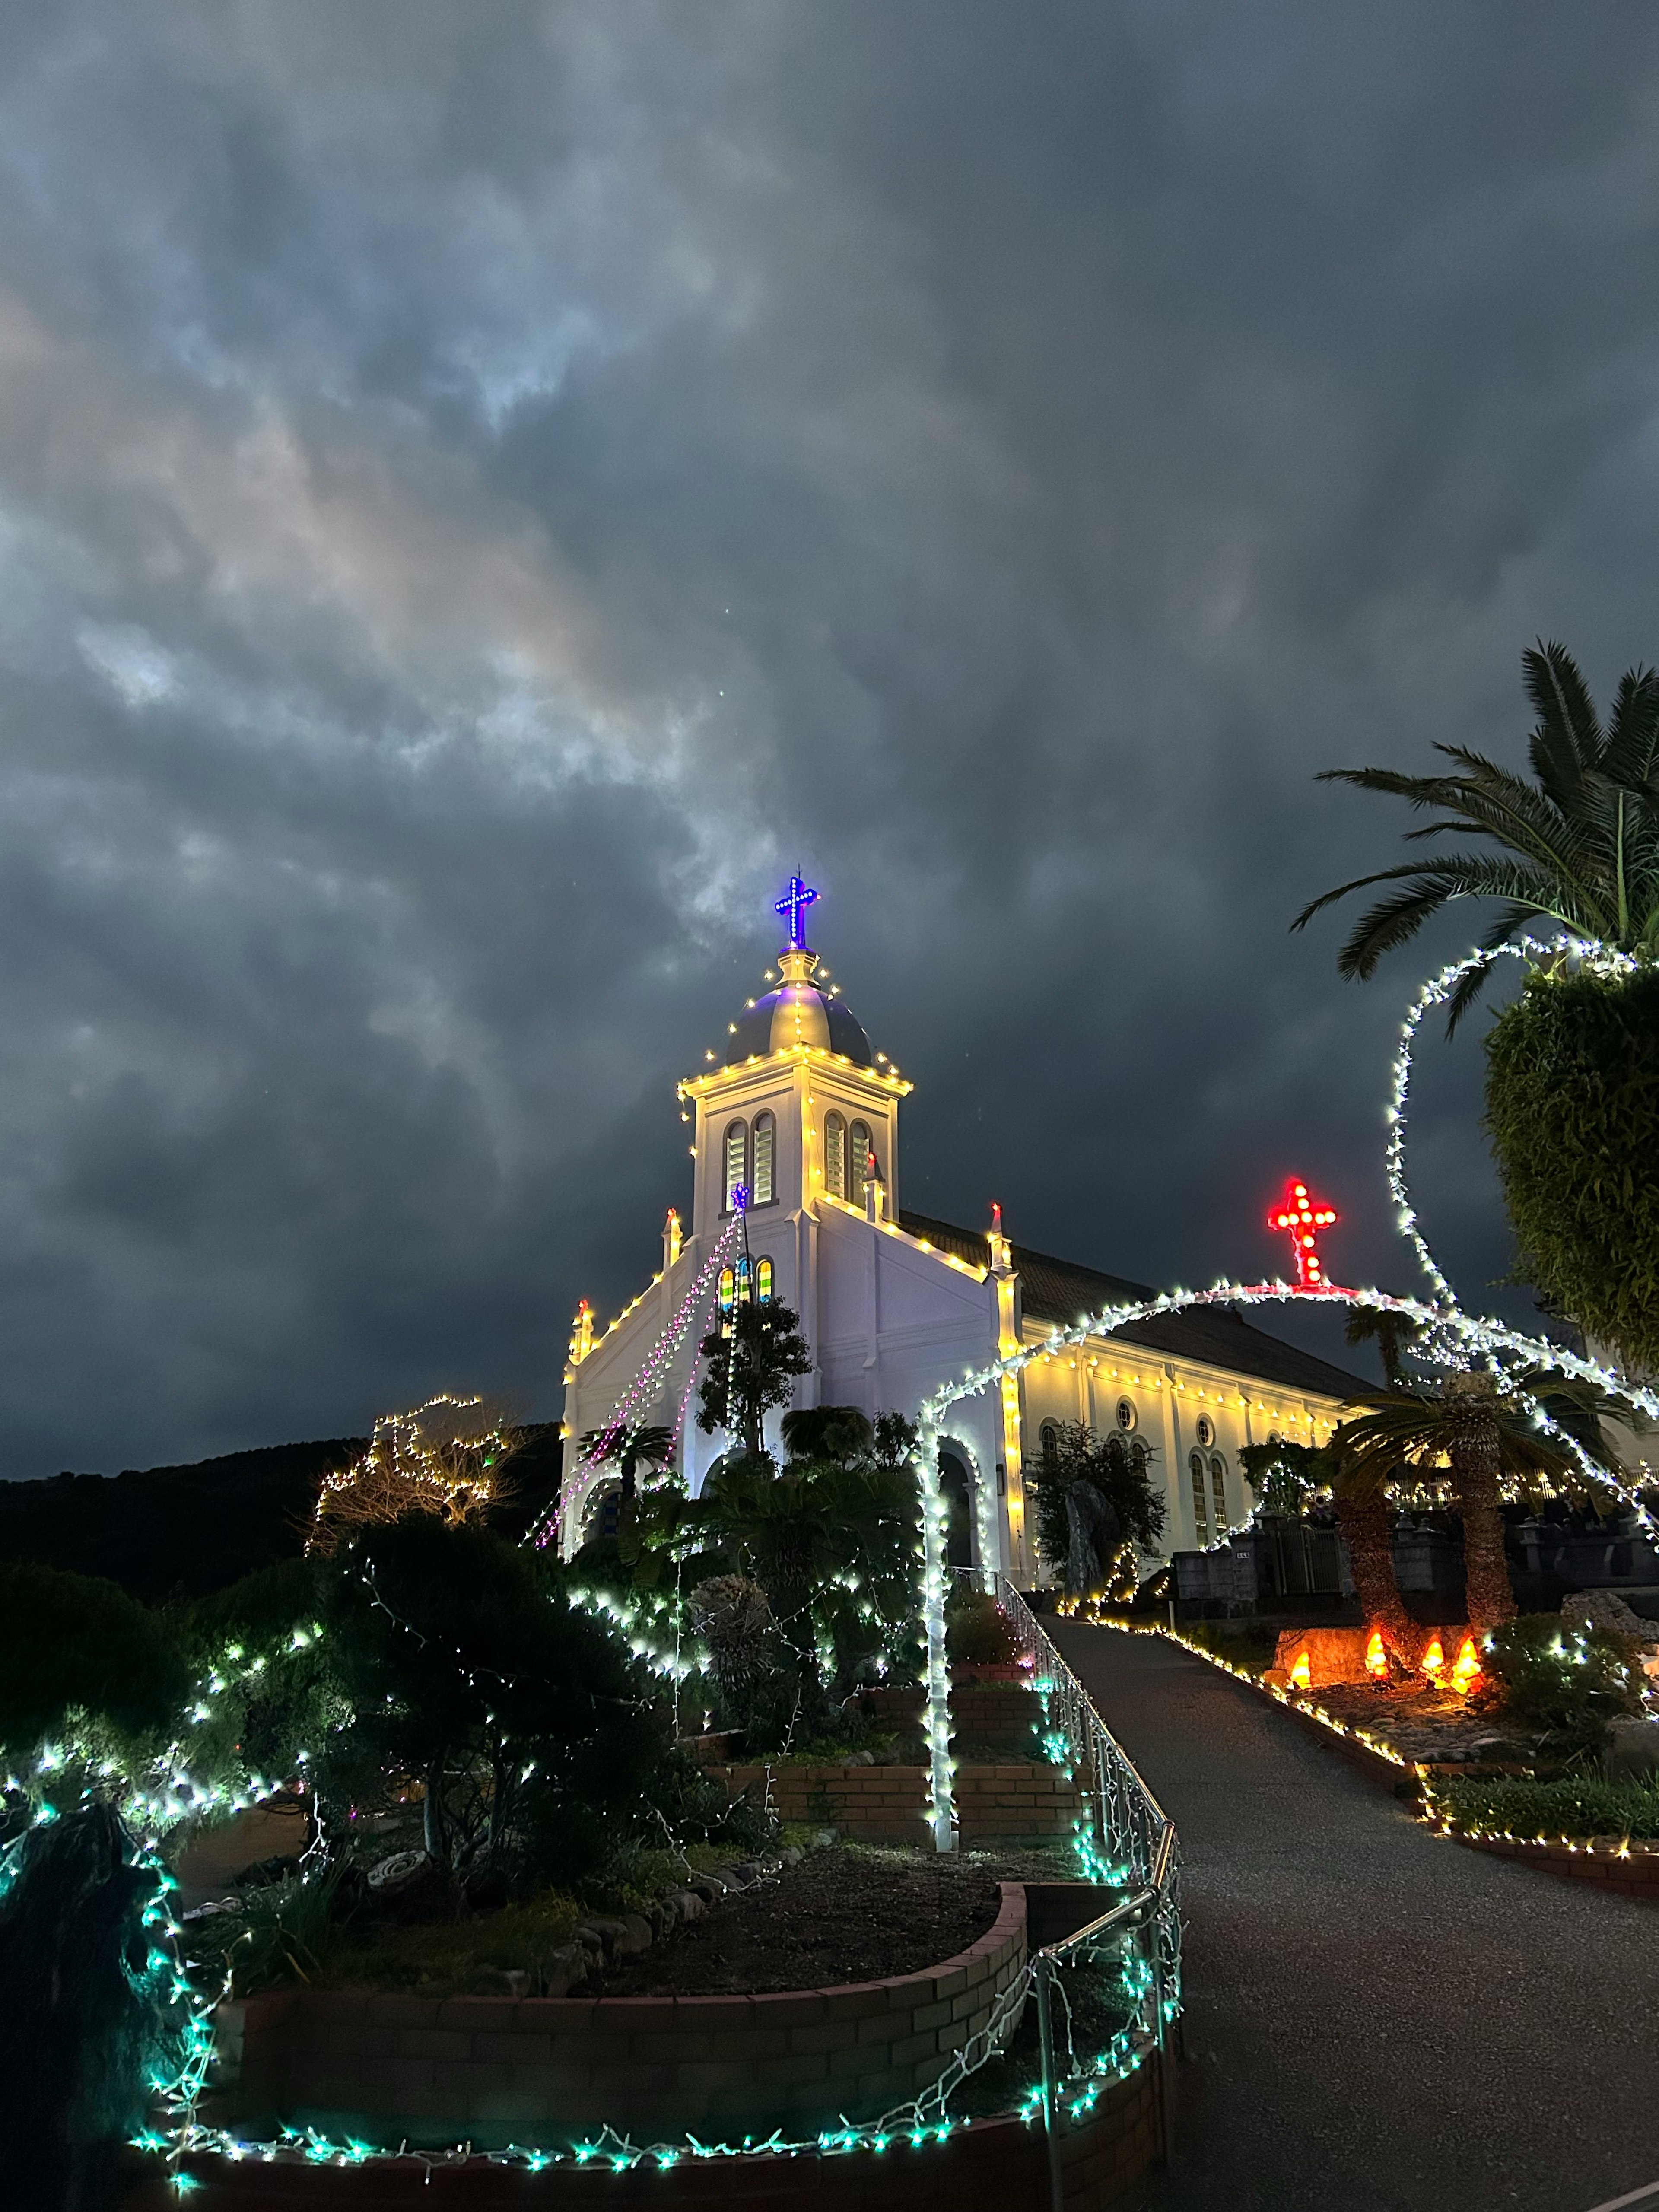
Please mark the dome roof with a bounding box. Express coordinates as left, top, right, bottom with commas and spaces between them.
724, 948, 873, 1066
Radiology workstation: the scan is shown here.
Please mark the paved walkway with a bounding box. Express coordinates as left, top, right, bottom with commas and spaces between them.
1054, 1624, 1659, 2212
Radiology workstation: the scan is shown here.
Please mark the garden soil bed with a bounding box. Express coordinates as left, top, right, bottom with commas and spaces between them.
1299, 1678, 1529, 1765
601, 1844, 1005, 1994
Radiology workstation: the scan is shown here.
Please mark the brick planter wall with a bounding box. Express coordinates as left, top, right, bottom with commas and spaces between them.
147, 2042, 1166, 2209
858, 1684, 1042, 1744
1446, 1830, 1659, 1899
207, 1886, 1027, 2153
719, 1763, 1080, 1841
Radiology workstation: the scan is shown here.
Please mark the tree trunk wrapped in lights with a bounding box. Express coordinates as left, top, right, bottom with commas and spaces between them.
1441, 1373, 1517, 1632
1332, 1487, 1418, 1664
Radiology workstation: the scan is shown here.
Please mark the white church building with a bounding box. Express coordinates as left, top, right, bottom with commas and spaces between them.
559, 881, 1368, 1581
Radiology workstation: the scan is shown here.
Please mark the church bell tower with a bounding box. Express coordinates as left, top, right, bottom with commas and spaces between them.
675, 879, 912, 1430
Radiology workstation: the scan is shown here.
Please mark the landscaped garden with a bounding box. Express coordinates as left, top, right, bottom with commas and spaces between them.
0, 1386, 1174, 2207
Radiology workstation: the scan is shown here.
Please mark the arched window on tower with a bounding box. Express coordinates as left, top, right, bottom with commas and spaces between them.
723, 1121, 748, 1212
756, 1257, 774, 1303
1210, 1454, 1228, 1536
751, 1111, 775, 1206
824, 1112, 846, 1198
849, 1120, 872, 1205
1040, 1421, 1059, 1467
1190, 1449, 1209, 1546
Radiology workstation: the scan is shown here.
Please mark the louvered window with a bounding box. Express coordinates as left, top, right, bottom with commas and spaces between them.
752, 1112, 775, 1205
824, 1112, 846, 1198
723, 1121, 747, 1211
1190, 1450, 1209, 1545
849, 1120, 872, 1204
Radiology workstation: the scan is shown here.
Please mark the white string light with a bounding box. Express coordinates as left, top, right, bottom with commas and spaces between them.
914, 927, 1658, 1845
531, 1217, 741, 1553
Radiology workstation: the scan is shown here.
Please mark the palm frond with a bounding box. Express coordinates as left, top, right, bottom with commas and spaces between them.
1523, 639, 1605, 784
1602, 666, 1659, 793
1310, 856, 1578, 978
1314, 766, 1476, 810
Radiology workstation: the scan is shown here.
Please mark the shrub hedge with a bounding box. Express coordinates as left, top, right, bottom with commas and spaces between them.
1484, 963, 1659, 1373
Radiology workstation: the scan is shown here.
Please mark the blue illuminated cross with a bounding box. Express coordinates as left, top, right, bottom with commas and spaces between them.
774, 874, 819, 949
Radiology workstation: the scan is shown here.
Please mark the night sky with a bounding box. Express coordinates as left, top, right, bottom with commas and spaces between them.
0, 3, 1656, 1476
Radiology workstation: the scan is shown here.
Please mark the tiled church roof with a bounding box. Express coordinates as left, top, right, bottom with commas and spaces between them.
897, 1209, 1373, 1403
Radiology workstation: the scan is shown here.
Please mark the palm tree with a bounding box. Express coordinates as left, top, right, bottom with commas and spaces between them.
579, 1421, 675, 1504
1241, 1434, 1416, 1662
1343, 1305, 1422, 1389
1334, 1371, 1623, 1632
1329, 1455, 1419, 1667
1292, 641, 1659, 1028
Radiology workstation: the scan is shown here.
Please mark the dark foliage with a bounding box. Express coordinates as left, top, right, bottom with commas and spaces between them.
0, 1438, 363, 1599
1486, 963, 1659, 1375
945, 1587, 1020, 1666
1481, 1613, 1644, 1758
1025, 1421, 1165, 1582
0, 1424, 569, 1598
695, 1299, 812, 1458
315, 1514, 663, 1892
638, 1745, 772, 1856
0, 1562, 191, 1757
1430, 1770, 1659, 1841
779, 1405, 873, 1467
0, 1803, 186, 2210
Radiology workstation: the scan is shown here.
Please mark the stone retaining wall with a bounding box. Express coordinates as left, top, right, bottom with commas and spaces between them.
152, 2042, 1166, 2208
719, 1763, 1080, 1840
207, 1885, 1028, 2152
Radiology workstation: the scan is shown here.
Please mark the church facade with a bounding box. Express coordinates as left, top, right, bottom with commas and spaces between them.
559, 883, 1369, 1580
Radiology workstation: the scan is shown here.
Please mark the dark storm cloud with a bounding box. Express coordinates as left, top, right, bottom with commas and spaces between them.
0, 0, 1652, 1471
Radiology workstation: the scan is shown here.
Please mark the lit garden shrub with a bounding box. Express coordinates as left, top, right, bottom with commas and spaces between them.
1485, 964, 1659, 1374
946, 1587, 1021, 1667
1481, 1613, 1644, 1757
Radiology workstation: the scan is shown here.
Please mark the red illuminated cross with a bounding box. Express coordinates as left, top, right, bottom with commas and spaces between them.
1269, 1179, 1340, 1290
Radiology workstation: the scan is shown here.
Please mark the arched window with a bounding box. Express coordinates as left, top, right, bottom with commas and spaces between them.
718, 1266, 735, 1334
1189, 1449, 1209, 1545
723, 1121, 747, 1211
751, 1111, 775, 1206
1040, 1421, 1059, 1467
824, 1112, 846, 1198
756, 1256, 774, 1303
734, 1254, 752, 1304
849, 1119, 872, 1204
1210, 1454, 1228, 1535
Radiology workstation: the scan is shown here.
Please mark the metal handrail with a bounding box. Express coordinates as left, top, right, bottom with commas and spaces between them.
975, 1573, 1182, 2207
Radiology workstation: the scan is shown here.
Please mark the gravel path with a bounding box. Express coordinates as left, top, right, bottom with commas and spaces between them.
1055, 1623, 1659, 2212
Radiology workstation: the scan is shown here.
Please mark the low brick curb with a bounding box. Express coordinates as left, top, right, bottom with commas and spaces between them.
207, 1886, 1029, 2152
1437, 1828, 1659, 1899
141, 2044, 1167, 2208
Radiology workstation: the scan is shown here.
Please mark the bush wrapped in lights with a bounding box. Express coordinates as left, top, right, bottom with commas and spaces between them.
1485, 963, 1659, 1377
1478, 1613, 1645, 1758
307, 1394, 520, 1557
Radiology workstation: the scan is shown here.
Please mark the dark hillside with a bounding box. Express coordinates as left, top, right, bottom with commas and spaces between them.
0, 1423, 569, 1599
0, 1440, 364, 1599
